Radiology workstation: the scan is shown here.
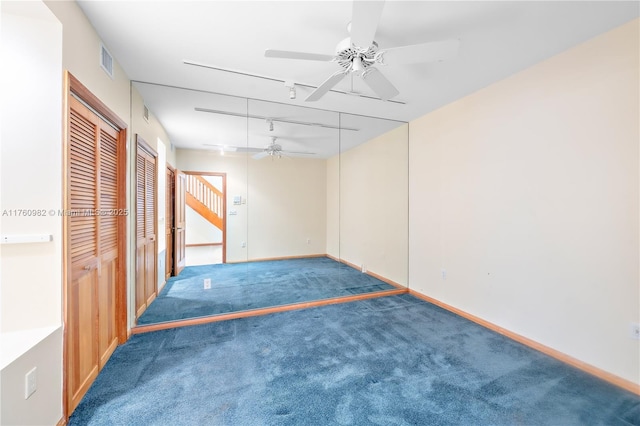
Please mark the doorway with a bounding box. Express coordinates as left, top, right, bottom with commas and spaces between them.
183, 171, 227, 266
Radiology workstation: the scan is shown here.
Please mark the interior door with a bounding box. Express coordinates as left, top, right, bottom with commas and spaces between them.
67, 95, 119, 412
165, 166, 175, 279
174, 170, 186, 275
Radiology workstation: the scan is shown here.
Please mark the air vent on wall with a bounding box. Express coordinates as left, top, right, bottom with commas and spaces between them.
143, 105, 150, 123
100, 44, 114, 78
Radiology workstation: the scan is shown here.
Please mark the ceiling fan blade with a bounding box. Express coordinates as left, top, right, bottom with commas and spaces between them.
378, 39, 460, 65
252, 151, 270, 160
236, 146, 264, 153
306, 70, 348, 102
350, 1, 385, 48
282, 150, 316, 155
265, 49, 335, 62
360, 67, 399, 101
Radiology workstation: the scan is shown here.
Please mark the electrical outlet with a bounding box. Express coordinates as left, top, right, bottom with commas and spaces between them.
361, 264, 367, 273
203, 278, 211, 290
25, 367, 37, 399
630, 323, 640, 340
441, 269, 447, 280
306, 238, 311, 244
241, 241, 246, 248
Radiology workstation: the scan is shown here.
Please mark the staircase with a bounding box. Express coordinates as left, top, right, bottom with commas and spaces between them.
185, 174, 223, 230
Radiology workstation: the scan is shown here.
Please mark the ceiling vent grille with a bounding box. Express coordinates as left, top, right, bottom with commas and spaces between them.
100, 44, 114, 78
143, 105, 150, 122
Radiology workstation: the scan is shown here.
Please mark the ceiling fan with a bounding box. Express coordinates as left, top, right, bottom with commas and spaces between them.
252, 137, 316, 160
265, 1, 460, 102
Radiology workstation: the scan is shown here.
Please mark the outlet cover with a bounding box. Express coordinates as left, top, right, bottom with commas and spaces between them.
203, 278, 211, 290
441, 269, 447, 280
25, 367, 37, 399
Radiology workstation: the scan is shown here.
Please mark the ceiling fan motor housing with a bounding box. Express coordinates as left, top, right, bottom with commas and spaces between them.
335, 37, 378, 71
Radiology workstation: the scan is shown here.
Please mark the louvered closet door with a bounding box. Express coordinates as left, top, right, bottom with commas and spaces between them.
67, 96, 120, 412
97, 122, 119, 367
135, 153, 146, 317
144, 154, 157, 306
135, 140, 157, 318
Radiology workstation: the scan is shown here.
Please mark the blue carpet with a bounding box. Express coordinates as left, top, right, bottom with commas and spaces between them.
137, 257, 396, 325
71, 294, 639, 425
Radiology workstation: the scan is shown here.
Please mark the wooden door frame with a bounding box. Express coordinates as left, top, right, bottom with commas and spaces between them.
62, 72, 128, 420
182, 171, 227, 264
165, 164, 176, 280
135, 135, 158, 316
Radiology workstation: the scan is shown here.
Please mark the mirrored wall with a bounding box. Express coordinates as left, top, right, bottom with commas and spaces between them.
133, 81, 408, 328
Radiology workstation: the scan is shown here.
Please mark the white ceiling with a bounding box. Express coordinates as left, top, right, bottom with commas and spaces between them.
77, 1, 638, 156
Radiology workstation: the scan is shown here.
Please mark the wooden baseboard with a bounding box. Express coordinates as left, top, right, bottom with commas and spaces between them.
326, 254, 407, 290
186, 243, 222, 247
132, 288, 407, 334
225, 254, 327, 264
56, 417, 66, 426
408, 289, 640, 396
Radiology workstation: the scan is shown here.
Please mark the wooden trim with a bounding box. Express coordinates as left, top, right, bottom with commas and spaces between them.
192, 174, 224, 199
325, 254, 407, 290
68, 73, 126, 130
132, 288, 408, 334
224, 254, 327, 264
61, 70, 71, 426
182, 171, 226, 176
408, 289, 640, 396
115, 128, 128, 344
56, 417, 66, 426
186, 191, 223, 230
186, 242, 223, 247
136, 134, 157, 158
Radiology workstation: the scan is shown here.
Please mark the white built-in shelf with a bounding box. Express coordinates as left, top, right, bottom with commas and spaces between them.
1, 325, 61, 370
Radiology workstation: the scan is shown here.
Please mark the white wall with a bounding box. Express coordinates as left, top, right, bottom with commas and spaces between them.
338, 124, 409, 285
1, 1, 63, 423
185, 205, 222, 245
409, 19, 639, 385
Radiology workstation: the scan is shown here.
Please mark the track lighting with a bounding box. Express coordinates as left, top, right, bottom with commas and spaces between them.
284, 80, 296, 100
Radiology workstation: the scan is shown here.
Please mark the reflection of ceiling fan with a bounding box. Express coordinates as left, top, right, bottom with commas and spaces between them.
265, 1, 460, 102
252, 137, 315, 160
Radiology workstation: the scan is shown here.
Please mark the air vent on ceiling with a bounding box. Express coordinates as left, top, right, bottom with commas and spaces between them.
143, 105, 150, 123
100, 44, 114, 78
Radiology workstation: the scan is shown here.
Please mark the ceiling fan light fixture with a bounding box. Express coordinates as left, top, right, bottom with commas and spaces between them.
352, 56, 364, 73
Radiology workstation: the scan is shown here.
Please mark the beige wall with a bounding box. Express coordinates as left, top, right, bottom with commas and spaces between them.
408, 19, 639, 385
326, 155, 340, 258
338, 125, 409, 285
248, 156, 327, 259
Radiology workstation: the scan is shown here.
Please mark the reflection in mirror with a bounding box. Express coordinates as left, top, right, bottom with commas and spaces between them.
132, 82, 408, 329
